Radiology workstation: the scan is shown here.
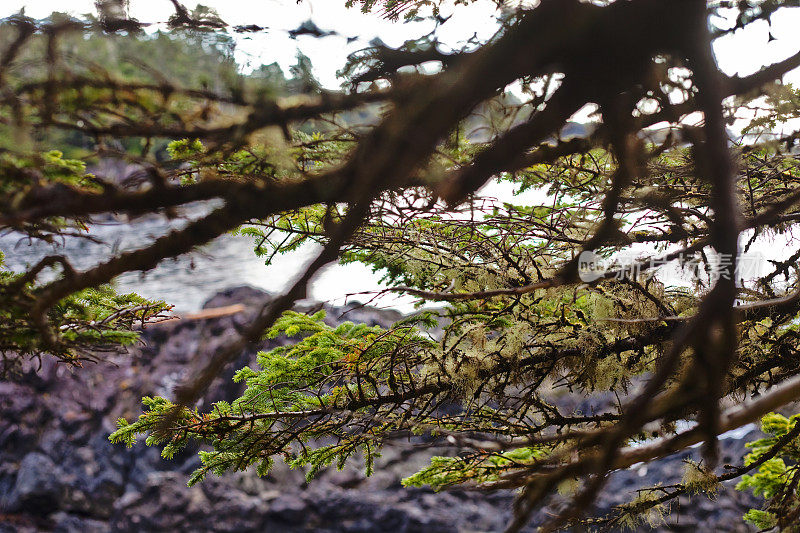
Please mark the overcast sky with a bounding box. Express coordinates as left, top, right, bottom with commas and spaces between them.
3, 0, 800, 89
1, 0, 502, 87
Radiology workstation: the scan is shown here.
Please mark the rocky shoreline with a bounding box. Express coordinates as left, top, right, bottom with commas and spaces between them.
1, 286, 761, 532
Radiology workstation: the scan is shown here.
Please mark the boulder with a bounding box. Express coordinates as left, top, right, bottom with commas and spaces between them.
6, 453, 64, 514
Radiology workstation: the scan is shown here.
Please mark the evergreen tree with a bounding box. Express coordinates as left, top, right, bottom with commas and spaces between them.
3, 0, 800, 530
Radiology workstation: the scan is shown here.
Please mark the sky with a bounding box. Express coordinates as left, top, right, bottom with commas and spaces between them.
1, 0, 502, 88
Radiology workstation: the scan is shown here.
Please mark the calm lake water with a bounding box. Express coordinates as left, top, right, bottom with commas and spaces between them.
0, 202, 412, 313
2, 181, 794, 313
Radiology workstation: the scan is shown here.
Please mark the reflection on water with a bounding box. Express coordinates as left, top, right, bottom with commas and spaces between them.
0, 203, 410, 312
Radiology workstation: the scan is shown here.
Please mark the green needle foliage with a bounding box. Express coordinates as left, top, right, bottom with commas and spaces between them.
737, 413, 800, 531
0, 148, 172, 373
111, 310, 438, 485
5, 1, 800, 531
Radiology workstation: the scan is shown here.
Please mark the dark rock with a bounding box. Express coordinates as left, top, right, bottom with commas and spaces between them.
202, 285, 272, 310
269, 494, 308, 523
6, 453, 63, 514
0, 286, 763, 532
51, 512, 108, 533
